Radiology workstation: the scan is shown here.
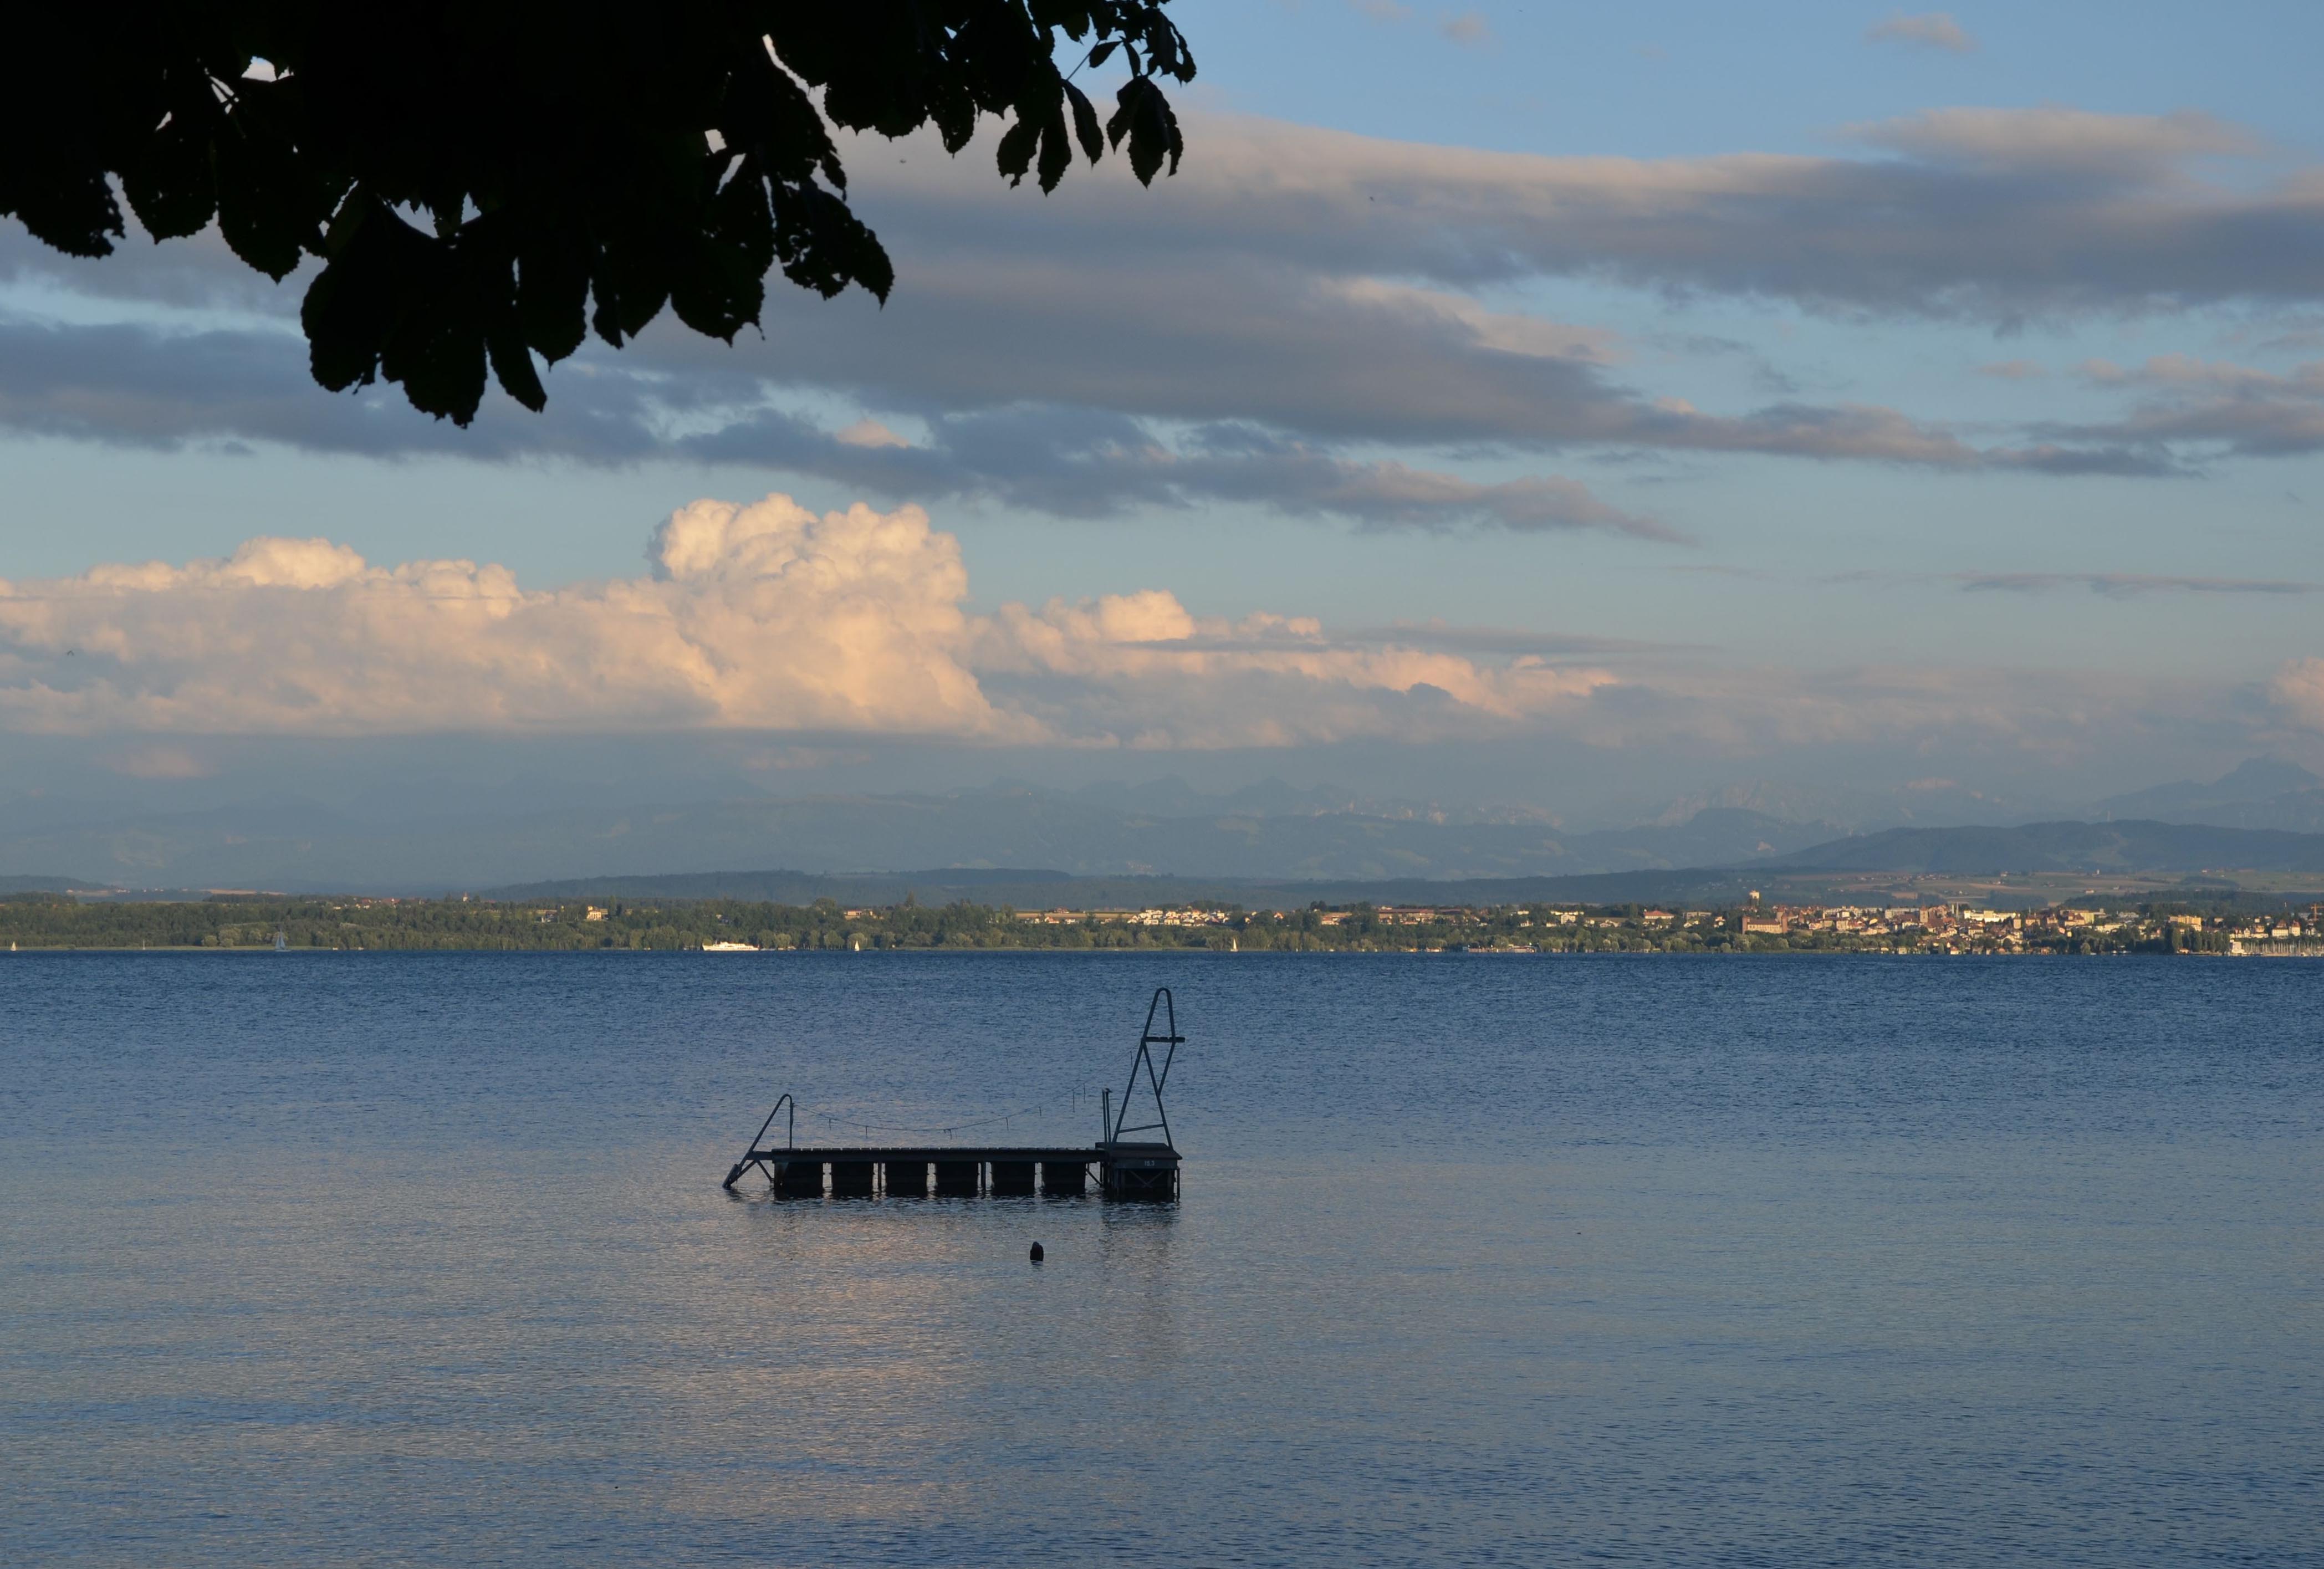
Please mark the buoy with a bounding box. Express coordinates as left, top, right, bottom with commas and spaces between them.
1029, 1242, 1044, 1263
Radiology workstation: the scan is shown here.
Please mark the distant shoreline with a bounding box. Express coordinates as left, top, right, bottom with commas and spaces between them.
7, 947, 2315, 957
2, 891, 2315, 959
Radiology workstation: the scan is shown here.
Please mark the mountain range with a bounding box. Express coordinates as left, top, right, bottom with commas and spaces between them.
2080, 756, 2324, 833
2, 757, 2320, 895
0, 793, 1841, 892
1763, 818, 2324, 876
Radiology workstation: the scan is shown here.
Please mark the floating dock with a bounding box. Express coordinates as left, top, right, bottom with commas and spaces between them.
724, 1141, 1180, 1199
721, 988, 1185, 1200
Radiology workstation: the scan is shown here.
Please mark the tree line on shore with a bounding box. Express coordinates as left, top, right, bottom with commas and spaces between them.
0, 892, 2284, 954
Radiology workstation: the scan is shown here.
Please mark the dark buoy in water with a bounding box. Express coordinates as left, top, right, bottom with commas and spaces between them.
1029, 1242, 1045, 1264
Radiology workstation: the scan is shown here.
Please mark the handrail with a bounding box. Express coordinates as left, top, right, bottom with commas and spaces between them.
723, 1093, 797, 1189
745, 1093, 795, 1154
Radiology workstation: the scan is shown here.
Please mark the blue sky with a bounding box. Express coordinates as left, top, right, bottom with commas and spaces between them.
1198, 2, 2324, 161
3, 2, 2322, 826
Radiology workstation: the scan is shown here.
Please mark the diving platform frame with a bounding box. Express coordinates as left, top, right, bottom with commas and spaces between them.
723, 989, 1185, 1200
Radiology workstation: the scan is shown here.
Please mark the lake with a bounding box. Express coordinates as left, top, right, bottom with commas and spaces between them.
4, 953, 2319, 1566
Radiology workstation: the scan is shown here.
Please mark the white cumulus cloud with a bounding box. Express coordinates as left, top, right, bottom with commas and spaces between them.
0, 494, 1617, 748
0, 495, 1013, 739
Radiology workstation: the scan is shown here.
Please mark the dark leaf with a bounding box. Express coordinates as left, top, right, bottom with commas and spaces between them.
486, 317, 548, 412
213, 131, 315, 279
300, 202, 403, 393
721, 47, 840, 188
1036, 115, 1071, 193
771, 182, 892, 301
590, 237, 670, 347
5, 168, 124, 258
120, 114, 218, 241
671, 171, 773, 341
1064, 82, 1103, 163
929, 85, 978, 154
385, 314, 488, 426
995, 116, 1040, 187
1108, 76, 1182, 185
514, 236, 591, 363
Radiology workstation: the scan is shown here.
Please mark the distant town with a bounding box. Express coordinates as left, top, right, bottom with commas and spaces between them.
2, 892, 2319, 955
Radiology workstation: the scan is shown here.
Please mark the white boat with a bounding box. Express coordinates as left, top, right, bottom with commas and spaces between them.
701, 940, 760, 952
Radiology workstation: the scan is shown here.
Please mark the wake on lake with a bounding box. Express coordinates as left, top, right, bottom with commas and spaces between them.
4, 952, 2319, 1566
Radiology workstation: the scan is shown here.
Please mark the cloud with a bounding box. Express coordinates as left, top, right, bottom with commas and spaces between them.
1851, 106, 2255, 172
1865, 12, 1979, 53
1240, 458, 1676, 538
1556, 660, 2236, 764
21, 106, 2320, 333
1833, 568, 2320, 596
810, 105, 2324, 331
1438, 12, 1492, 45
0, 490, 2286, 765
976, 596, 1613, 749
1952, 571, 2320, 597
2274, 659, 2324, 730
0, 494, 1618, 747
9, 104, 2324, 501
0, 306, 2143, 503
2049, 355, 2324, 459
101, 743, 214, 779
1979, 360, 2046, 380
684, 405, 1681, 536
0, 313, 1676, 536
0, 315, 667, 462
1337, 622, 1703, 657
834, 418, 910, 449
0, 496, 1012, 738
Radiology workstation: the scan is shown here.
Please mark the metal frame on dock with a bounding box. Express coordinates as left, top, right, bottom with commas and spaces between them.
722, 989, 1184, 1201
1097, 988, 1182, 1198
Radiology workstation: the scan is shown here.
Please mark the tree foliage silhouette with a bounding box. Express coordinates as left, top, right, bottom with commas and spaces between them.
2, 3, 1193, 425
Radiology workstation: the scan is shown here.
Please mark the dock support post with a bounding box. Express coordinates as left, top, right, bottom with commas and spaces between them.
776, 1159, 824, 1198
990, 1161, 1036, 1195
886, 1161, 929, 1197
830, 1161, 875, 1197
934, 1161, 979, 1197
1041, 1159, 1086, 1196
1105, 1164, 1177, 1199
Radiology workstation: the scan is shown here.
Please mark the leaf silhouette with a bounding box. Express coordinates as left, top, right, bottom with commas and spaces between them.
2, 3, 1197, 426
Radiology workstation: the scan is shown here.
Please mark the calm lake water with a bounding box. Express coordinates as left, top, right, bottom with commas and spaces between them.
4, 953, 2320, 1566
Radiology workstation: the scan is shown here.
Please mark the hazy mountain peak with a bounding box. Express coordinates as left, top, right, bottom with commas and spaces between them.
2088, 755, 2324, 830
2211, 755, 2323, 798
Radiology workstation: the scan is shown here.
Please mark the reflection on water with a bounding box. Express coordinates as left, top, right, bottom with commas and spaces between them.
3, 953, 2321, 1566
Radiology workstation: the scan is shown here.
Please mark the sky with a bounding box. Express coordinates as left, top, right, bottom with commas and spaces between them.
4, 1, 2324, 834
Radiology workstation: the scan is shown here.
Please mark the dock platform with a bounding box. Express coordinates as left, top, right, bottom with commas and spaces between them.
723, 1141, 1181, 1199
720, 987, 1186, 1201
